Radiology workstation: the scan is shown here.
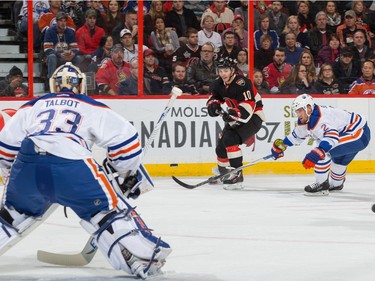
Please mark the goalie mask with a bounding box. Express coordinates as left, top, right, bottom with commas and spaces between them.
49, 62, 86, 94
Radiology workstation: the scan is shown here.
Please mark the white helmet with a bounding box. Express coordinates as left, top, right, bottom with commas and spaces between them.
49, 62, 86, 94
292, 94, 314, 114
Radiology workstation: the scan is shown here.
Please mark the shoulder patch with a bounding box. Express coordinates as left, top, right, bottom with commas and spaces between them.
236, 78, 246, 86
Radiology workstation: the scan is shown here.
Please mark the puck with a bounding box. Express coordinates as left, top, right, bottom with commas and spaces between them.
371, 204, 375, 213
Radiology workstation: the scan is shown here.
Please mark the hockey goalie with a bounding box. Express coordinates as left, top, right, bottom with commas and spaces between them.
0, 62, 171, 279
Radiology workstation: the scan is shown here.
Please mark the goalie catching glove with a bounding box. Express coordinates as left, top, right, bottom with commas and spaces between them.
302, 147, 325, 169
271, 139, 286, 160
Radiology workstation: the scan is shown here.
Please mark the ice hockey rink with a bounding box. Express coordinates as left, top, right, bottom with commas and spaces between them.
1, 173, 375, 281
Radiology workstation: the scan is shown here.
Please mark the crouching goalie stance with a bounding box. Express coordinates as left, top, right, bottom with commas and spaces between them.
271, 94, 371, 196
0, 62, 171, 278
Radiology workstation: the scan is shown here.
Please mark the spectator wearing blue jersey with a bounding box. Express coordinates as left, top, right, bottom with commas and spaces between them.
284, 32, 304, 66
254, 14, 279, 50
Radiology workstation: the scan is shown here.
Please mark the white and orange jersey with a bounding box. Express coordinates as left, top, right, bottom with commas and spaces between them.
0, 93, 142, 174
285, 105, 367, 152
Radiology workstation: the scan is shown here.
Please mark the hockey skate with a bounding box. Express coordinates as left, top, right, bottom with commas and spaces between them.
121, 247, 165, 279
209, 166, 229, 185
329, 179, 345, 192
304, 179, 329, 196
223, 170, 244, 190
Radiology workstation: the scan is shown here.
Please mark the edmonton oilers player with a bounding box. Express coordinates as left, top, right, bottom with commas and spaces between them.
271, 94, 371, 196
206, 57, 265, 189
0, 62, 171, 278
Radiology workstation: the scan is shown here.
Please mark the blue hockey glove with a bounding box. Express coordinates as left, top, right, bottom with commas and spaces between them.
271, 139, 286, 160
222, 108, 241, 122
302, 148, 325, 169
207, 99, 222, 117
120, 173, 141, 199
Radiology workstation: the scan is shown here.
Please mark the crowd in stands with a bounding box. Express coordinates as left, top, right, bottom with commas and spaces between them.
5, 0, 375, 97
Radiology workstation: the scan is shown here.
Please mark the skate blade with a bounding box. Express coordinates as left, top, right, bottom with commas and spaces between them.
223, 183, 244, 190
304, 190, 329, 196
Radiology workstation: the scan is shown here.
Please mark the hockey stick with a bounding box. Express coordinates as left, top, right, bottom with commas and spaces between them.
37, 87, 182, 266
172, 154, 273, 189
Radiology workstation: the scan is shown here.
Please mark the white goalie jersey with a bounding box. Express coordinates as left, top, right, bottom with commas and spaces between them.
0, 93, 142, 174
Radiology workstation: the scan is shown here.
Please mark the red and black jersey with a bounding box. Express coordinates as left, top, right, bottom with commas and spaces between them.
209, 74, 264, 123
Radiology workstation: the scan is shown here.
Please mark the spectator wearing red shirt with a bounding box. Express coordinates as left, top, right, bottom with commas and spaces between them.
96, 44, 131, 95
76, 9, 105, 56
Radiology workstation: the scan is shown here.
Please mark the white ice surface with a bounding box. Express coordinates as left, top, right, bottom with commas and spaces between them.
1, 174, 375, 281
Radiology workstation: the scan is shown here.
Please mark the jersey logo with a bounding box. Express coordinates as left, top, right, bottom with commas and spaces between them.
236, 78, 245, 86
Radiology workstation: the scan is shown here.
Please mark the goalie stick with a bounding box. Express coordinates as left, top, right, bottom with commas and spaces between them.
37, 87, 182, 266
172, 154, 273, 189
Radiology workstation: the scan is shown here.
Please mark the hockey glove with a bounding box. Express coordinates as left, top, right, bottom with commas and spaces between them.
302, 148, 325, 169
207, 99, 222, 117
120, 173, 142, 199
222, 108, 241, 122
271, 139, 286, 160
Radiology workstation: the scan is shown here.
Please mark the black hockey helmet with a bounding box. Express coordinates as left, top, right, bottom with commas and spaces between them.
217, 57, 237, 69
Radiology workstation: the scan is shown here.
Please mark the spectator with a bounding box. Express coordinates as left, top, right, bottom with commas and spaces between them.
76, 9, 105, 56
0, 66, 28, 97
151, 15, 180, 74
323, 1, 342, 34
112, 8, 138, 44
201, 0, 234, 33
267, 1, 288, 37
62, 0, 85, 29
38, 0, 75, 35
119, 28, 149, 63
172, 28, 201, 65
96, 44, 131, 95
280, 63, 314, 94
332, 46, 362, 93
317, 33, 340, 66
170, 61, 199, 95
254, 34, 275, 71
217, 31, 241, 60
336, 10, 371, 49
90, 0, 106, 28
223, 14, 249, 49
312, 62, 344, 94
17, 0, 49, 51
186, 42, 218, 94
236, 48, 249, 76
198, 14, 222, 48
102, 0, 125, 34
308, 11, 332, 60
284, 32, 304, 66
297, 1, 315, 32
352, 0, 373, 38
253, 68, 270, 94
280, 15, 309, 49
262, 47, 292, 93
299, 49, 316, 83
348, 60, 375, 95
118, 58, 140, 95
254, 14, 279, 50
122, 0, 151, 14
88, 34, 114, 72
165, 0, 200, 44
43, 11, 82, 79
144, 0, 165, 45
143, 49, 172, 95
234, 0, 249, 31
183, 1, 210, 21
352, 29, 374, 63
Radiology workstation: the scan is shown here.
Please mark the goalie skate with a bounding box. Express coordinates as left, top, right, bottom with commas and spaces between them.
304, 179, 329, 196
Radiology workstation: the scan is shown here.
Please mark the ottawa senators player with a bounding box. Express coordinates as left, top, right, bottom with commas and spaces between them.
206, 57, 265, 189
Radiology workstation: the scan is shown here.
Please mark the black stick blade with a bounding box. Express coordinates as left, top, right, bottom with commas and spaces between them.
172, 176, 200, 189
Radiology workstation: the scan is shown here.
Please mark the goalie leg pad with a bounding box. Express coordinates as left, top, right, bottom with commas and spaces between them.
80, 199, 171, 277
0, 206, 37, 255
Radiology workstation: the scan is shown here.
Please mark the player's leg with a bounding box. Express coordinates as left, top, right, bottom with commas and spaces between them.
304, 155, 331, 196
53, 158, 171, 278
